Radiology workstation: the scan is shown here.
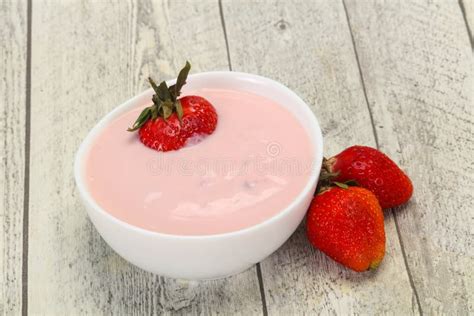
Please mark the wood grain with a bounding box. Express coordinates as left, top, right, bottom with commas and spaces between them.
222, 0, 419, 314
28, 1, 262, 314
345, 0, 474, 313
0, 0, 27, 314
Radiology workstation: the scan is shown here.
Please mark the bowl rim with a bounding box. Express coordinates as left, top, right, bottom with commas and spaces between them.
74, 71, 324, 240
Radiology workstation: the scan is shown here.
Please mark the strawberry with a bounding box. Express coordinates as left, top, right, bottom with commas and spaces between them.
324, 146, 413, 209
306, 186, 386, 272
128, 61, 217, 151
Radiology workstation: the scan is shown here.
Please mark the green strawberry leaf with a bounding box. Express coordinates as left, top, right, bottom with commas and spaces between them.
127, 107, 152, 131
128, 61, 192, 132
151, 107, 158, 120
148, 77, 161, 95
175, 100, 183, 122
334, 181, 349, 189
170, 61, 191, 101
161, 100, 174, 120
158, 81, 172, 101
345, 179, 359, 186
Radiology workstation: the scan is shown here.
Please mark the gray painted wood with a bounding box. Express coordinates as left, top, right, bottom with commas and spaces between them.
0, 0, 27, 314
222, 0, 419, 314
27, 1, 262, 314
345, 0, 474, 314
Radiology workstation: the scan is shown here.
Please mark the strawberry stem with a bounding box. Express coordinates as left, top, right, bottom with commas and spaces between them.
315, 156, 358, 195
128, 61, 191, 132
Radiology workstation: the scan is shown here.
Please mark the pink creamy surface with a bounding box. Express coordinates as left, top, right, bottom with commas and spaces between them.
85, 88, 314, 235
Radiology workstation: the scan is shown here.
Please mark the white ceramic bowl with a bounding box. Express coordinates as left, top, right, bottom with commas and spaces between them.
74, 71, 323, 280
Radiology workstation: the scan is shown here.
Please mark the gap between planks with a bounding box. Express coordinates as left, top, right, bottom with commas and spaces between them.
218, 0, 233, 71
22, 0, 33, 315
458, 0, 474, 50
218, 1, 268, 315
341, 0, 423, 314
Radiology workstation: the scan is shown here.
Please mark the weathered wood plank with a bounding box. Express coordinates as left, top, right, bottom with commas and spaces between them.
222, 0, 418, 314
28, 1, 262, 314
0, 0, 27, 314
345, 0, 473, 314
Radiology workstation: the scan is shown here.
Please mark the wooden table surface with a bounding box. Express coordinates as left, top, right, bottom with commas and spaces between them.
1, 0, 473, 315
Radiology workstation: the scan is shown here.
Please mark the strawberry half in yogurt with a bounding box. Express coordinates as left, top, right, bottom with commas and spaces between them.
128, 61, 218, 151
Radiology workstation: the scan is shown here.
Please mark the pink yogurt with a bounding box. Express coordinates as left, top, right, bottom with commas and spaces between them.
85, 88, 314, 235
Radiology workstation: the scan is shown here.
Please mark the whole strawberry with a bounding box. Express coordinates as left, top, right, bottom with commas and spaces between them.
325, 146, 413, 209
306, 186, 385, 272
128, 61, 218, 151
